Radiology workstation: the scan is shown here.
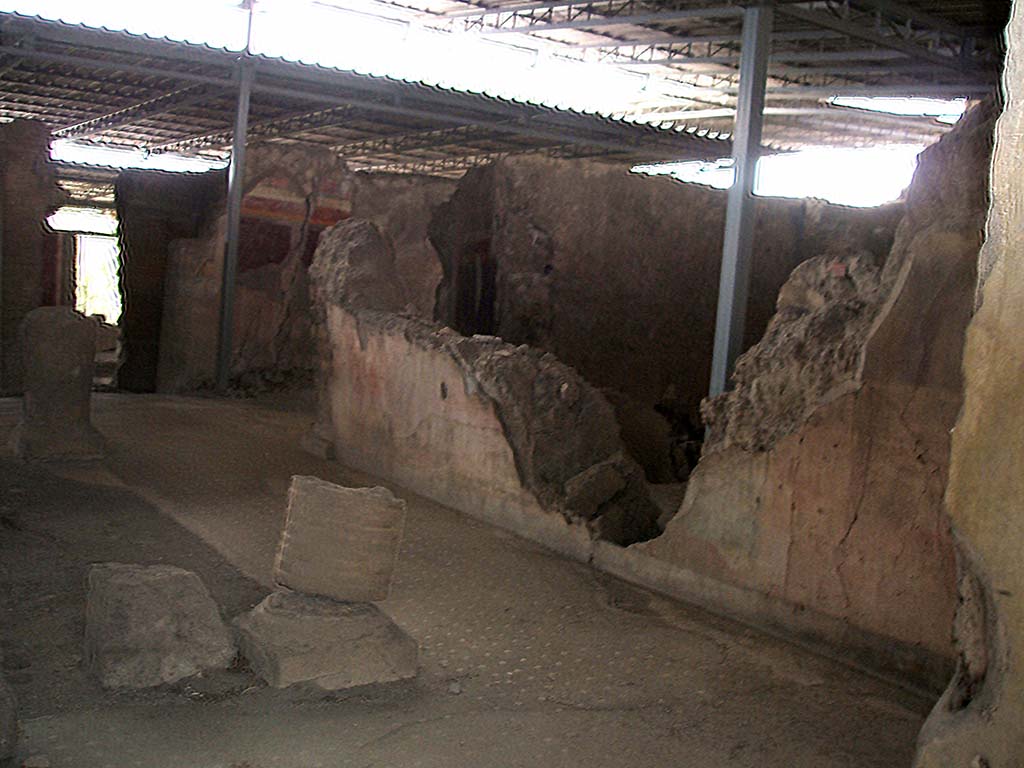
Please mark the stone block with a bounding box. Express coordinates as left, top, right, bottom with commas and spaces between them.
563, 459, 627, 519
84, 563, 235, 689
0, 673, 16, 764
11, 307, 104, 460
234, 591, 418, 690
274, 476, 406, 603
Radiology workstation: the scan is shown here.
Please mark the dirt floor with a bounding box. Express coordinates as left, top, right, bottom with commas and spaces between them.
0, 393, 933, 767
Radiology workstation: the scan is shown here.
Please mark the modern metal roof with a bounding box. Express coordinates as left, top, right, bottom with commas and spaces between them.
414, 0, 1007, 146
0, 10, 731, 204
0, 1, 1009, 204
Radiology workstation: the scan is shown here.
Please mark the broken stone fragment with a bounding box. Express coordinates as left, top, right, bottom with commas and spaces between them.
274, 476, 406, 603
10, 307, 105, 460
563, 459, 627, 519
0, 673, 16, 764
234, 591, 418, 690
84, 563, 235, 689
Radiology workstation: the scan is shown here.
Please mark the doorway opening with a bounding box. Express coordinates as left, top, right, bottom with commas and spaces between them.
75, 233, 122, 325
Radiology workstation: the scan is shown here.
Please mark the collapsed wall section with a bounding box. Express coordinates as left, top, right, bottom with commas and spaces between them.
149, 147, 453, 393
635, 103, 995, 688
310, 219, 661, 549
430, 158, 901, 481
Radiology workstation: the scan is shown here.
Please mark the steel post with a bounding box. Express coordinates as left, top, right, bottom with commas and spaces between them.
708, 2, 772, 397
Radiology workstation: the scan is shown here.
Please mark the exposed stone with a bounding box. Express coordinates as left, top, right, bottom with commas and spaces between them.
563, 458, 627, 519
84, 563, 235, 689
234, 591, 418, 690
308, 219, 408, 315
0, 674, 16, 764
702, 248, 885, 454
639, 102, 995, 687
10, 307, 105, 461
309, 220, 661, 546
912, 12, 1024, 761
0, 121, 65, 396
430, 156, 901, 479
274, 476, 406, 603
350, 171, 456, 318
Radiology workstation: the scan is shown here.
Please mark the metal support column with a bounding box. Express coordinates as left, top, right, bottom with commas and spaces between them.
708, 2, 772, 397
215, 56, 254, 392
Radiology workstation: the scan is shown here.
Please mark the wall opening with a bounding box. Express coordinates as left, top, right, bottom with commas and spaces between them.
46, 207, 125, 390
74, 233, 123, 325
453, 237, 496, 336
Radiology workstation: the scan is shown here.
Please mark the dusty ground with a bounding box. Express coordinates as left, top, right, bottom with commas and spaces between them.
0, 393, 931, 767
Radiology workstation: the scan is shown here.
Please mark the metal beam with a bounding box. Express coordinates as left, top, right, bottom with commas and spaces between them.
574, 29, 847, 48
149, 104, 356, 153
250, 79, 722, 160
775, 5, 971, 73
710, 2, 771, 398
756, 83, 994, 98
614, 48, 920, 66
215, 58, 254, 393
848, 0, 968, 37
337, 122, 495, 155
0, 44, 233, 87
445, 0, 594, 18
351, 152, 507, 175
481, 6, 745, 34
640, 104, 955, 126
52, 84, 219, 140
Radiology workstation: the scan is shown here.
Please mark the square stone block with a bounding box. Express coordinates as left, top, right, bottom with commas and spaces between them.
84, 563, 235, 689
274, 476, 406, 602
12, 307, 104, 460
234, 591, 418, 690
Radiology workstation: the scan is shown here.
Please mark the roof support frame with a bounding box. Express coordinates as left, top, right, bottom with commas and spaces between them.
775, 5, 973, 72
0, 24, 724, 163
53, 83, 223, 140
479, 6, 746, 34
454, 0, 988, 77
149, 103, 359, 153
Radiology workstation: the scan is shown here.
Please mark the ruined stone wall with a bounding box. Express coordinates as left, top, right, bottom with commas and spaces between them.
310, 219, 661, 551
116, 170, 223, 392
913, 7, 1024, 762
0, 121, 65, 395
636, 103, 994, 689
154, 155, 450, 393
431, 158, 900, 480
153, 144, 350, 392
350, 172, 455, 318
